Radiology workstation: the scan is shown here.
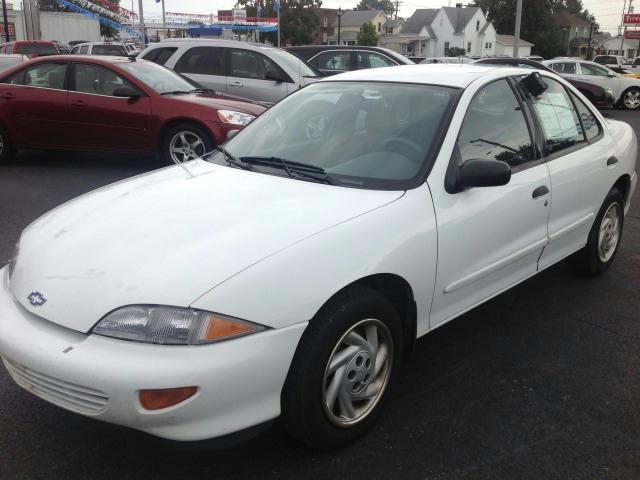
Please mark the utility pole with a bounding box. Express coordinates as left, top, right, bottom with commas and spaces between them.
513, 0, 522, 58
337, 7, 343, 45
586, 22, 594, 60
161, 0, 167, 40
138, 0, 146, 44
621, 0, 633, 56
1, 0, 9, 43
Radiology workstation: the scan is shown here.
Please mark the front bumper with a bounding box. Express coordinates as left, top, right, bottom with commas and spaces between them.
0, 267, 307, 441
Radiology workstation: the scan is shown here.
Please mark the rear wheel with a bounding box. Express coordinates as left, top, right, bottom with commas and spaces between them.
0, 125, 14, 164
568, 188, 624, 276
160, 123, 214, 166
621, 87, 640, 110
281, 286, 402, 450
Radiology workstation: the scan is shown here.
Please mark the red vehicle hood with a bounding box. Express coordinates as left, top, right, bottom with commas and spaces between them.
175, 93, 266, 116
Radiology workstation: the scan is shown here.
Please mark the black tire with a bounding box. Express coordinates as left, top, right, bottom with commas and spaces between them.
281, 286, 402, 450
160, 123, 214, 166
620, 87, 640, 110
568, 188, 624, 277
0, 124, 14, 164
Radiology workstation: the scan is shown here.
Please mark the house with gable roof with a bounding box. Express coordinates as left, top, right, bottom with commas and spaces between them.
327, 9, 389, 45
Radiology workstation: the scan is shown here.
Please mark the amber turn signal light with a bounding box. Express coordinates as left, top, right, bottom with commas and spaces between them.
205, 316, 255, 341
139, 386, 198, 410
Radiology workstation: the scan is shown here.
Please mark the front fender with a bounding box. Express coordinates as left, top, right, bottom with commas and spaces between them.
190, 184, 438, 337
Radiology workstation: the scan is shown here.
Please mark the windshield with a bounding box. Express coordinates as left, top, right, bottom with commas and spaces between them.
93, 44, 128, 56
15, 43, 57, 57
210, 81, 456, 189
268, 49, 319, 77
119, 60, 199, 94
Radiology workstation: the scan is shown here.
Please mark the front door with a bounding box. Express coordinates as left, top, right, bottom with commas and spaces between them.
577, 62, 622, 100
227, 48, 290, 104
172, 46, 228, 95
428, 78, 551, 328
67, 62, 151, 151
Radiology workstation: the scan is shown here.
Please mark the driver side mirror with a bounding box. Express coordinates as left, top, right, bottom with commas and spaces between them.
265, 70, 286, 82
113, 85, 141, 99
447, 158, 512, 193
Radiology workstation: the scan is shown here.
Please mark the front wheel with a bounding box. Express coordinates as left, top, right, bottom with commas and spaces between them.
281, 286, 402, 450
568, 188, 624, 276
160, 123, 214, 166
621, 87, 640, 110
0, 125, 14, 164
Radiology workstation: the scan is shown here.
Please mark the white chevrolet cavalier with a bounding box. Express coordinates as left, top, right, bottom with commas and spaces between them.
1, 65, 637, 449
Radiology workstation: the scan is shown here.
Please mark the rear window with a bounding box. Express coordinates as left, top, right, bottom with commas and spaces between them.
15, 43, 58, 57
594, 56, 615, 65
141, 47, 177, 66
93, 44, 128, 56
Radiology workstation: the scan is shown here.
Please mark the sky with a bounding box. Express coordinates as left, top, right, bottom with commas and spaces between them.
134, 0, 630, 33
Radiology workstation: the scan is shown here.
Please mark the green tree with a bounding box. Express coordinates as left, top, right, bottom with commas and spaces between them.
37, 0, 66, 12
99, 0, 122, 39
357, 22, 379, 45
236, 0, 321, 46
356, 0, 396, 16
445, 46, 466, 56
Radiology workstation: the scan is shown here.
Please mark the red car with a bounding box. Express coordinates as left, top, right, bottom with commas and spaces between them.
0, 55, 265, 165
0, 41, 59, 58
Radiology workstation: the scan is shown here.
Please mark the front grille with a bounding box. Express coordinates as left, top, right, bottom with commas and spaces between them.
2, 357, 109, 415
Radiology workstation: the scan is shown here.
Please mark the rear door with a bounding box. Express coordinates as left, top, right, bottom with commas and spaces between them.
310, 50, 352, 76
227, 48, 289, 103
173, 46, 227, 94
67, 62, 151, 151
0, 61, 71, 148
356, 51, 397, 70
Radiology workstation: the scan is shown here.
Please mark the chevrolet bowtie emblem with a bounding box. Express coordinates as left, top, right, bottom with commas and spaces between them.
28, 292, 47, 307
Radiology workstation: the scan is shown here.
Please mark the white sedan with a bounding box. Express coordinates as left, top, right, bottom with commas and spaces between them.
1, 65, 637, 449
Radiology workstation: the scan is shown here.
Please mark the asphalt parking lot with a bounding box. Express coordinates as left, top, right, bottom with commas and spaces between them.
0, 110, 639, 480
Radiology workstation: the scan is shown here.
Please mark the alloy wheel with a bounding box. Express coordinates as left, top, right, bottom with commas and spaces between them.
623, 90, 640, 109
598, 202, 621, 263
168, 131, 206, 164
322, 318, 394, 427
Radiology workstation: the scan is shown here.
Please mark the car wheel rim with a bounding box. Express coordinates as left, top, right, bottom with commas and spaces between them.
322, 318, 393, 427
624, 90, 640, 108
598, 202, 621, 263
169, 131, 206, 164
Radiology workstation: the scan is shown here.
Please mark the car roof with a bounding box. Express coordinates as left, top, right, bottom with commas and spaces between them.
321, 64, 532, 88
23, 54, 134, 65
149, 38, 280, 52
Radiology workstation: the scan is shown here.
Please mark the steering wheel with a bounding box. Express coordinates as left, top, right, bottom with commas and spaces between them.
382, 137, 424, 161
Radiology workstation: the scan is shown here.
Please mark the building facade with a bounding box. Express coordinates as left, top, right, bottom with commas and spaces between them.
494, 34, 533, 57
327, 10, 389, 46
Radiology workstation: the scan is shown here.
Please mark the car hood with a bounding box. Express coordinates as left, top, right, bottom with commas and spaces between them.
174, 93, 266, 116
10, 161, 403, 333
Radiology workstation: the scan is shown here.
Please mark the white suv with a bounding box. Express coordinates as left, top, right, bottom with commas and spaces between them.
70, 42, 129, 56
139, 39, 320, 105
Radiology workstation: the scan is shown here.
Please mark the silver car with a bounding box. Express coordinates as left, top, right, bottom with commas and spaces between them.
139, 39, 320, 105
544, 59, 640, 110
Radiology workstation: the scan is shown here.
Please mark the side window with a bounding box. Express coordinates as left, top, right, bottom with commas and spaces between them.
457, 79, 533, 168
79, 45, 89, 54
73, 64, 134, 96
551, 62, 576, 74
1, 69, 26, 85
571, 92, 601, 141
529, 77, 585, 155
23, 63, 67, 90
70, 46, 79, 54
315, 51, 350, 71
365, 52, 395, 69
175, 47, 226, 75
142, 47, 177, 66
229, 49, 268, 79
580, 63, 610, 77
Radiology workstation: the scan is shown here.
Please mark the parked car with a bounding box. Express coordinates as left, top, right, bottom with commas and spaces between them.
0, 56, 264, 165
124, 42, 142, 56
0, 64, 636, 449
593, 54, 634, 72
0, 41, 59, 58
52, 40, 71, 54
139, 39, 320, 105
421, 57, 474, 64
474, 57, 615, 108
524, 55, 544, 62
544, 59, 640, 109
284, 45, 414, 76
0, 54, 28, 72
70, 42, 129, 56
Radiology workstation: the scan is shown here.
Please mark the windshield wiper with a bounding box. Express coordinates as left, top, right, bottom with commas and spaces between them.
239, 156, 333, 184
189, 87, 215, 94
160, 90, 191, 96
211, 146, 253, 170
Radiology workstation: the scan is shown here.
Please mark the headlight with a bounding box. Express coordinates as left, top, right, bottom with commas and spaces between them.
92, 305, 265, 345
8, 241, 19, 279
217, 109, 255, 126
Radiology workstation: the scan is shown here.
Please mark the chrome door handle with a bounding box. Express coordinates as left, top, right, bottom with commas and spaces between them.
607, 156, 618, 166
71, 100, 88, 107
230, 81, 243, 87
532, 185, 549, 198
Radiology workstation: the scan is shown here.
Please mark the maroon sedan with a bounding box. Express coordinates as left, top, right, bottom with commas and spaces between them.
0, 55, 265, 165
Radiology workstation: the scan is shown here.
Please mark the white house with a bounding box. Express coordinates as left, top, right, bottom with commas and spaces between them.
494, 34, 533, 57
393, 5, 497, 59
327, 10, 389, 46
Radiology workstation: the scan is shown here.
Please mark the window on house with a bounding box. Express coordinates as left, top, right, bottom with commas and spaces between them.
378, 22, 381, 32
444, 41, 450, 52
476, 20, 480, 31
467, 42, 471, 53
